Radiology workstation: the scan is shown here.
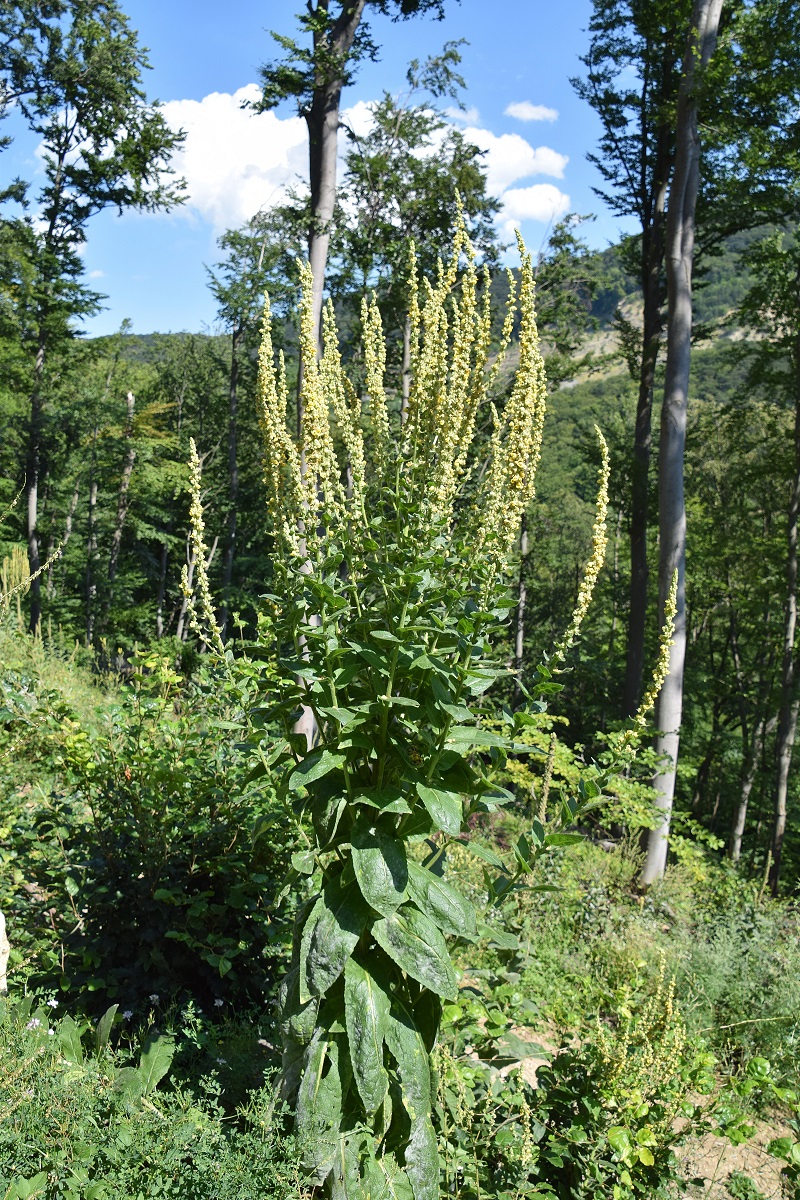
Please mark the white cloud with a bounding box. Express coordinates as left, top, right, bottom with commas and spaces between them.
444, 105, 481, 125
157, 84, 569, 238
162, 84, 308, 230
87, 269, 105, 279
501, 183, 571, 229
463, 127, 568, 193
504, 101, 559, 123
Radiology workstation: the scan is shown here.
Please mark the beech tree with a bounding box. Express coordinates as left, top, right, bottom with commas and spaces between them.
256, 0, 452, 354
0, 0, 184, 632
640, 0, 724, 887
573, 0, 691, 716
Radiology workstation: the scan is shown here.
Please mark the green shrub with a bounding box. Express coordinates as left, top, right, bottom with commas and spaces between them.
0, 992, 304, 1199
3, 651, 293, 1012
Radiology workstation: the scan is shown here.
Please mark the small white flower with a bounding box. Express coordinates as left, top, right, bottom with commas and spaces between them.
149, 994, 159, 1004
214, 998, 224, 1007
216, 1056, 227, 1065
26, 1018, 41, 1030
122, 1010, 133, 1020
47, 1028, 54, 1036
47, 998, 58, 1009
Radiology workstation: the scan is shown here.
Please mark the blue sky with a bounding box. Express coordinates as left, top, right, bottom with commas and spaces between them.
5, 0, 632, 336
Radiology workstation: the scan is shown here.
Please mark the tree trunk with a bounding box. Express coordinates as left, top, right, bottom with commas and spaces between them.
730, 713, 776, 863
623, 158, 670, 714
25, 334, 46, 634
85, 426, 99, 647
102, 391, 136, 631
156, 540, 169, 640
513, 514, 528, 707
641, 0, 723, 888
304, 0, 368, 349
49, 476, 80, 599
220, 324, 242, 639
770, 334, 800, 893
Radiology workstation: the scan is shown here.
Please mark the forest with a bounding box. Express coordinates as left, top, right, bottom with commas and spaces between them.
1, 0, 800, 1197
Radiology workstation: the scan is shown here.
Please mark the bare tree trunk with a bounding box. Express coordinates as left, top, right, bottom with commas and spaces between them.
770, 338, 800, 893
26, 334, 46, 634
623, 56, 675, 716
513, 514, 528, 707
156, 540, 169, 640
304, 0, 367, 348
731, 714, 776, 863
641, 0, 723, 888
85, 426, 98, 647
100, 391, 137, 634
220, 324, 242, 639
49, 476, 80, 600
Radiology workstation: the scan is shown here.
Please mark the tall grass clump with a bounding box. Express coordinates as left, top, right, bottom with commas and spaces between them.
188, 215, 611, 1198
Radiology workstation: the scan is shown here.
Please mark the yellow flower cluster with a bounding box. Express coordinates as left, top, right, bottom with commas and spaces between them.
321, 300, 366, 512
475, 237, 548, 560
552, 425, 611, 669
361, 294, 390, 473
297, 260, 344, 528
180, 438, 225, 656
255, 293, 304, 553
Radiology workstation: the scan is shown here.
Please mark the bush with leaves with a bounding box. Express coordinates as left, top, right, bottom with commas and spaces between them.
4, 650, 292, 1011
0, 992, 304, 1199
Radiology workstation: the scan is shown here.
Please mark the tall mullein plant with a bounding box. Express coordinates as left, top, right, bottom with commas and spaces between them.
256, 221, 570, 1198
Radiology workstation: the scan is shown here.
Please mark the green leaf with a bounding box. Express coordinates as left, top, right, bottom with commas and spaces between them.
476, 921, 518, 950
545, 832, 584, 847
405, 861, 476, 940
637, 1147, 655, 1166
354, 786, 412, 815
384, 1002, 438, 1200
292, 849, 315, 874
415, 784, 462, 835
461, 840, 506, 871
56, 1015, 85, 1064
372, 905, 458, 1000
344, 958, 390, 1114
445, 726, 509, 748
290, 749, 346, 792
352, 821, 409, 916
138, 1034, 174, 1095
296, 1031, 349, 1182
300, 876, 369, 1002
608, 1126, 632, 1156
94, 1004, 118, 1054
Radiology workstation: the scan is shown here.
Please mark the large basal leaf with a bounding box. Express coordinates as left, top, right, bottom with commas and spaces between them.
138, 1034, 175, 1095
300, 875, 370, 1002
295, 1030, 349, 1183
415, 784, 462, 835
405, 861, 476, 941
344, 958, 390, 1114
403, 1115, 440, 1200
373, 905, 458, 1001
280, 966, 320, 1045
351, 821, 409, 916
384, 1001, 438, 1200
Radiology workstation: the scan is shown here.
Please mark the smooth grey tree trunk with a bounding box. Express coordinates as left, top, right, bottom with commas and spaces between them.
623, 150, 670, 715
293, 0, 367, 750
730, 713, 775, 864
770, 339, 800, 893
401, 313, 412, 424
26, 336, 46, 634
641, 0, 724, 888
